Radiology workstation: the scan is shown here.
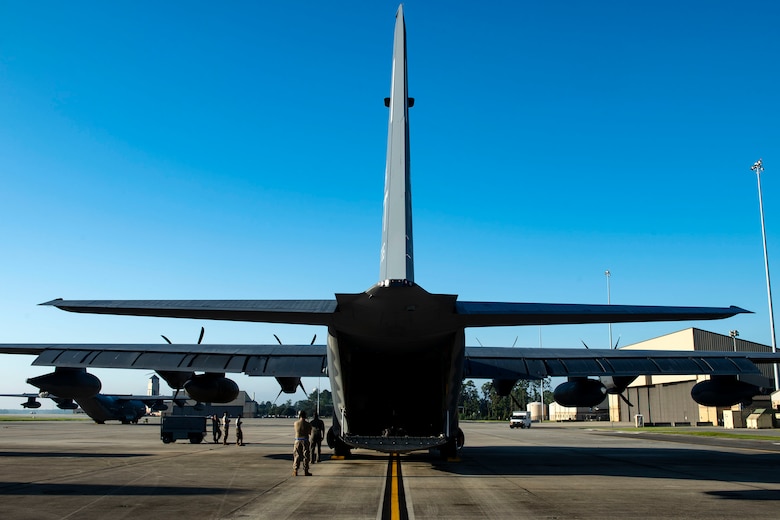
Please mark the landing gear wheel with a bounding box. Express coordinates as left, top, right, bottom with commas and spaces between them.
456, 427, 465, 450
439, 428, 464, 459
326, 427, 352, 458
439, 438, 457, 459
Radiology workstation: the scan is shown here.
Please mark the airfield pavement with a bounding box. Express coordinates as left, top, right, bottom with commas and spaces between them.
1, 417, 780, 520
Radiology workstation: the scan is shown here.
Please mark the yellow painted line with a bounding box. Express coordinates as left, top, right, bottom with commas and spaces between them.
390, 453, 400, 520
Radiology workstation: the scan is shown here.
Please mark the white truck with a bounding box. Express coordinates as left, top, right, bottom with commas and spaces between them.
509, 410, 532, 429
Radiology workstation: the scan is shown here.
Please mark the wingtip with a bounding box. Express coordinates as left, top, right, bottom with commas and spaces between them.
39, 298, 63, 306
731, 305, 753, 315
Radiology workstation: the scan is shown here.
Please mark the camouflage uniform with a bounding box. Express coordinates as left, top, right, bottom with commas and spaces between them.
293, 412, 312, 476
309, 413, 325, 463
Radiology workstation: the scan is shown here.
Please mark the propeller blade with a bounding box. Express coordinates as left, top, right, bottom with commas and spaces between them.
581, 340, 590, 350
161, 335, 172, 344
197, 327, 205, 345
273, 334, 282, 345
310, 334, 317, 345
619, 392, 634, 407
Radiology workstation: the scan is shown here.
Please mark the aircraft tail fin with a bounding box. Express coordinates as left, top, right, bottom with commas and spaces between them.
379, 5, 414, 287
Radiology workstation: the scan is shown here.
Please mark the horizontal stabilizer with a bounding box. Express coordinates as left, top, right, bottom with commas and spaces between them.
456, 302, 750, 328
41, 299, 337, 325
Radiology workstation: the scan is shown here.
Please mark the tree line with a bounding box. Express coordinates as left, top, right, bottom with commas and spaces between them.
255, 389, 334, 418
459, 379, 554, 420
255, 380, 553, 421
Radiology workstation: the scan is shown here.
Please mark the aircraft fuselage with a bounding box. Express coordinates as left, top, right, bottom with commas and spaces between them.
327, 283, 463, 451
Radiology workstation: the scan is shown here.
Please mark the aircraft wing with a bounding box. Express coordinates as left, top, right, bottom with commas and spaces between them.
40, 299, 337, 325
455, 302, 750, 327
0, 343, 327, 377
464, 346, 779, 380
99, 394, 179, 402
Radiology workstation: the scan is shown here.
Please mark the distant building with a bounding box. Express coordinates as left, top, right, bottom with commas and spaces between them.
147, 375, 160, 396
610, 328, 775, 426
162, 391, 261, 418
549, 400, 608, 422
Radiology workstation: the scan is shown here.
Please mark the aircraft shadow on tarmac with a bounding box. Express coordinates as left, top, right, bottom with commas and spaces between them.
706, 490, 780, 501
0, 451, 149, 459
266, 443, 780, 488
0, 482, 243, 496
423, 446, 780, 485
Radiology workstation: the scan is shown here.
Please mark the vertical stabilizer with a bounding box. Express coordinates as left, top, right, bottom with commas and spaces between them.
379, 5, 414, 286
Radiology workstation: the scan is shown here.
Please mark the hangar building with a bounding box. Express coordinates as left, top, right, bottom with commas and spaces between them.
609, 328, 776, 426
161, 390, 260, 418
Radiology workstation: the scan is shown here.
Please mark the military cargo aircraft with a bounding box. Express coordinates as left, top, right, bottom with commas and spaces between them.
0, 6, 777, 458
0, 390, 171, 424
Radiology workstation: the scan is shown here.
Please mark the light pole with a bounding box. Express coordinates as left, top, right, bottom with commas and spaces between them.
605, 270, 613, 348
752, 158, 780, 391
729, 329, 739, 352
313, 386, 320, 416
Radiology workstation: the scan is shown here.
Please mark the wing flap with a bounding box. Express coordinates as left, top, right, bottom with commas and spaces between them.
0, 343, 327, 377
464, 347, 773, 379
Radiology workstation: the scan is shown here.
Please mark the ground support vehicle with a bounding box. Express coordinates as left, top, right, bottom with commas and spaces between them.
509, 411, 532, 429
161, 415, 207, 444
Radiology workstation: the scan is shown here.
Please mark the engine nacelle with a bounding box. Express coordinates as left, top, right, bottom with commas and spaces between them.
492, 378, 518, 397
275, 377, 302, 394
690, 376, 762, 407
183, 373, 239, 403
601, 376, 637, 395
148, 400, 169, 412
22, 397, 41, 409
52, 397, 78, 410
553, 378, 607, 407
27, 368, 101, 399
157, 370, 195, 390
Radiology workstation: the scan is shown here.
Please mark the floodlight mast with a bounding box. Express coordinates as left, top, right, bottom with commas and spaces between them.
752, 158, 780, 391
605, 270, 613, 348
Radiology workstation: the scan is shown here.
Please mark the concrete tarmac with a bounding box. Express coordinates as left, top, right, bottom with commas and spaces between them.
2, 417, 780, 519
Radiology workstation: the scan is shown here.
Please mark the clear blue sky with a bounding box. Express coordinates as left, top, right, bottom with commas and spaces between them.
1, 2, 779, 408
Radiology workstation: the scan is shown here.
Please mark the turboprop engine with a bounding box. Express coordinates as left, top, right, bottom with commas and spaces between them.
271, 334, 315, 398
492, 378, 518, 397
157, 370, 195, 391
690, 376, 763, 407
21, 397, 41, 409
183, 373, 239, 403
27, 367, 101, 399
553, 377, 606, 407
276, 376, 303, 394
52, 397, 79, 410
